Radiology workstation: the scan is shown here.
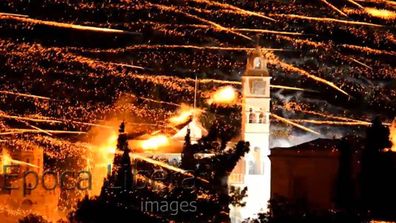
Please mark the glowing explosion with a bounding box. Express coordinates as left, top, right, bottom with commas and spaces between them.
207, 86, 238, 106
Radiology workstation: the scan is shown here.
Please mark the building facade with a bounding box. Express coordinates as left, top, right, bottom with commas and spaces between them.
230, 48, 271, 221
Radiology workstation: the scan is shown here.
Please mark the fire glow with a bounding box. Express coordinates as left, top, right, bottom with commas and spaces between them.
390, 119, 396, 152
207, 86, 238, 106
140, 134, 170, 151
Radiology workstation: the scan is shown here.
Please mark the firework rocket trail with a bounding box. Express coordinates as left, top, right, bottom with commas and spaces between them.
319, 0, 349, 17
347, 0, 365, 9
188, 0, 276, 22
0, 90, 51, 100
266, 52, 349, 96
131, 153, 209, 183
147, 3, 253, 41
0, 13, 137, 35
291, 119, 371, 126
0, 129, 87, 135
270, 113, 321, 135
271, 14, 383, 27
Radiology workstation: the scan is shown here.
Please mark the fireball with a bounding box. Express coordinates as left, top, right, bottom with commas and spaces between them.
140, 134, 170, 150
207, 86, 238, 106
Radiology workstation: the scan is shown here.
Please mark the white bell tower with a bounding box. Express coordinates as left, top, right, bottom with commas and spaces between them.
240, 47, 271, 219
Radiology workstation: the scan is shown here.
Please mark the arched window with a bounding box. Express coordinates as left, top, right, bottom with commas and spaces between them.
253, 57, 262, 69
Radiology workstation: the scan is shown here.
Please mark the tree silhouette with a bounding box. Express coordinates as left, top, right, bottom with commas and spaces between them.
69, 122, 249, 223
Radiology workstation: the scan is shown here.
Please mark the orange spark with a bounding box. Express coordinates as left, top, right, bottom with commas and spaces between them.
270, 113, 321, 135
207, 86, 238, 106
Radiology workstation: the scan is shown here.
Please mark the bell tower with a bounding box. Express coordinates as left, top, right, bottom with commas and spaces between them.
240, 47, 271, 218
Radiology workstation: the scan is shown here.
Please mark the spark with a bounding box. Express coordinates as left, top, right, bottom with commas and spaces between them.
319, 0, 349, 17
270, 113, 321, 135
0, 13, 137, 35
0, 90, 51, 100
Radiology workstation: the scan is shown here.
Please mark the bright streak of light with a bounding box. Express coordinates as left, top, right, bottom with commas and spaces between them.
189, 0, 276, 21
21, 121, 53, 136
0, 90, 51, 100
147, 3, 253, 41
364, 7, 396, 19
270, 85, 319, 92
207, 86, 238, 105
140, 134, 170, 150
348, 0, 364, 8
270, 113, 321, 135
0, 13, 137, 34
341, 44, 396, 56
0, 113, 112, 129
291, 119, 371, 126
272, 14, 383, 27
231, 28, 304, 36
319, 0, 349, 17
131, 153, 209, 183
0, 149, 38, 171
266, 52, 349, 96
348, 57, 373, 70
0, 129, 86, 135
